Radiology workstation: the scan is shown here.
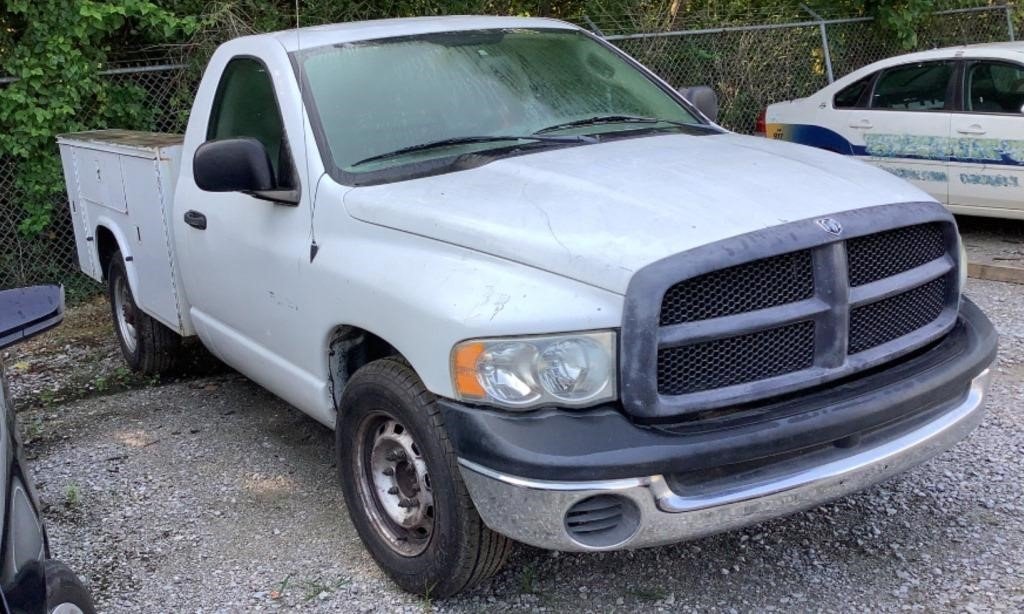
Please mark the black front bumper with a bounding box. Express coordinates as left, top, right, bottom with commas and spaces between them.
440, 298, 997, 482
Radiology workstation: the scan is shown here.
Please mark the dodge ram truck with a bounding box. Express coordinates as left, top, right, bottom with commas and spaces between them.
57, 16, 997, 598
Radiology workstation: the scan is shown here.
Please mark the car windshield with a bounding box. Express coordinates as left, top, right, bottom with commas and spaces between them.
294, 28, 703, 179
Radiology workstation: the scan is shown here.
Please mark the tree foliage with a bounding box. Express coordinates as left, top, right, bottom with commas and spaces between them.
0, 0, 1002, 237
0, 1, 195, 235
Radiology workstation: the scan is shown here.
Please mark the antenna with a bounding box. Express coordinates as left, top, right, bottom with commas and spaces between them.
296, 0, 319, 263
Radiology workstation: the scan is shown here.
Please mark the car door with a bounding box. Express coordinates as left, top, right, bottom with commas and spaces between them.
177, 57, 311, 372
948, 59, 1024, 216
846, 60, 956, 204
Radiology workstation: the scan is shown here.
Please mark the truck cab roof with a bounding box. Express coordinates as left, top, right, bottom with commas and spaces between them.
256, 15, 579, 52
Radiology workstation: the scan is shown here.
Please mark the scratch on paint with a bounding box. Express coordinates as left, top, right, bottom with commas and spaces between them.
533, 203, 573, 258
267, 290, 299, 312
489, 294, 511, 321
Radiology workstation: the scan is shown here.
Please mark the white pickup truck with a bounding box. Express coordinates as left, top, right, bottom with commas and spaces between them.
58, 16, 997, 597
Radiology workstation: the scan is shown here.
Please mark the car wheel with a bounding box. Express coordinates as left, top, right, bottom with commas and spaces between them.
107, 250, 180, 374
336, 358, 513, 598
44, 560, 95, 614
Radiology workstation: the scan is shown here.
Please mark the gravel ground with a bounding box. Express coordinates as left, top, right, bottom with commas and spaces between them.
4, 218, 1022, 613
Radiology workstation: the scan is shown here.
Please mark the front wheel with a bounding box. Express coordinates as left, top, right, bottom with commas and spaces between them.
336, 359, 512, 598
107, 250, 180, 374
44, 559, 96, 614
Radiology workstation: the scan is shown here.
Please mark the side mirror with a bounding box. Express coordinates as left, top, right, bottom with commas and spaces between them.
0, 285, 64, 349
679, 85, 719, 123
193, 138, 275, 193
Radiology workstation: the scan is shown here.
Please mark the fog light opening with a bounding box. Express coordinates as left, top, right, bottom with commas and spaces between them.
564, 494, 641, 549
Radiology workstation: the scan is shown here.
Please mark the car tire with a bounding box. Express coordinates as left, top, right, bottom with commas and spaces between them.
336, 358, 513, 598
107, 250, 180, 375
44, 559, 96, 614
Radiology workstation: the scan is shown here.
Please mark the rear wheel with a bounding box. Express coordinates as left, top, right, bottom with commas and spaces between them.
336, 358, 512, 597
107, 250, 180, 374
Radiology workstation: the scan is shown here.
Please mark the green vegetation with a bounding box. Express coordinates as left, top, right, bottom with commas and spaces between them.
0, 0, 1010, 281
64, 482, 81, 508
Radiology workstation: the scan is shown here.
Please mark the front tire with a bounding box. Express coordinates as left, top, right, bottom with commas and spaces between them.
107, 250, 180, 375
336, 359, 512, 598
44, 559, 95, 614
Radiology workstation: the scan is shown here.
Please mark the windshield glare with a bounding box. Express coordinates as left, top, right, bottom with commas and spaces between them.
296, 28, 701, 175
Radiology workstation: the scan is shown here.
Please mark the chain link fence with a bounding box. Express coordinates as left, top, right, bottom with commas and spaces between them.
602, 4, 1018, 134
0, 3, 1020, 295
0, 62, 194, 299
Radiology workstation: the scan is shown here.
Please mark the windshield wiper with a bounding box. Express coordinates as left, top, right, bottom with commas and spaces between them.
534, 115, 698, 135
349, 134, 595, 167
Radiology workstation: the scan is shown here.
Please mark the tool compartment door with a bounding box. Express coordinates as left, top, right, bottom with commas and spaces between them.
120, 154, 181, 332
74, 148, 128, 214
57, 144, 99, 279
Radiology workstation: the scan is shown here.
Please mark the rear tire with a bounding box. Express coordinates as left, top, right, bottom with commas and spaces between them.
107, 250, 180, 374
44, 559, 95, 614
336, 358, 512, 598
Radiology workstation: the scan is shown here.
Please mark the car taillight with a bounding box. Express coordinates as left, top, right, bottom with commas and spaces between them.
755, 110, 767, 137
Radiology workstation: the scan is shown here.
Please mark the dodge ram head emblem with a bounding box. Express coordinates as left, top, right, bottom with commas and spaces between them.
816, 218, 843, 236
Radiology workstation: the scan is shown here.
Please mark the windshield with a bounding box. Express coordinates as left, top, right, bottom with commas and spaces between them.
295, 28, 703, 181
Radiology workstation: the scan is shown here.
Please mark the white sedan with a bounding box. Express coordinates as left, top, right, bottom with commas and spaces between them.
762, 42, 1024, 219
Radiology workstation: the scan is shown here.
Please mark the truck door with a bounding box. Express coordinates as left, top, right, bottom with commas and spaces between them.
948, 59, 1024, 216
176, 57, 310, 368
853, 60, 955, 204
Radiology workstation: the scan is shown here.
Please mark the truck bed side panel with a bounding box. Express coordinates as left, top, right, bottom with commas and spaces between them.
56, 131, 190, 336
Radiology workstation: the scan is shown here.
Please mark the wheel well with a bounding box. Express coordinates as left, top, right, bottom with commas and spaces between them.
95, 226, 119, 280
327, 327, 404, 409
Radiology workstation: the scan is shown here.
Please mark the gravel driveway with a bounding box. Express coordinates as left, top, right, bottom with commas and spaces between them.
9, 232, 1024, 612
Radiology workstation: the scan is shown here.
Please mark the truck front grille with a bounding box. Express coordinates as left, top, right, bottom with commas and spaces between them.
847, 223, 946, 286
621, 205, 960, 419
848, 277, 947, 354
658, 321, 816, 395
659, 251, 815, 325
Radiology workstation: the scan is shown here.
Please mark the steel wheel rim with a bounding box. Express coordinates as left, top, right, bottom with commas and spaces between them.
113, 274, 138, 354
354, 413, 435, 557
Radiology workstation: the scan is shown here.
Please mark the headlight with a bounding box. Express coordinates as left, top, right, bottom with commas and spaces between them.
451, 331, 617, 410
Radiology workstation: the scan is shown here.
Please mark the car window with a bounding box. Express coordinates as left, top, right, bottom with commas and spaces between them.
207, 57, 295, 188
966, 61, 1024, 114
834, 75, 872, 109
870, 62, 953, 111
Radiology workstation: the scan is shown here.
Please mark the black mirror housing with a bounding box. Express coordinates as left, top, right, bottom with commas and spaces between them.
193, 138, 276, 193
679, 85, 720, 123
0, 285, 64, 350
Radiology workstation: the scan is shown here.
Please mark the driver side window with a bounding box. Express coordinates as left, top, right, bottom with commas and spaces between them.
207, 57, 296, 189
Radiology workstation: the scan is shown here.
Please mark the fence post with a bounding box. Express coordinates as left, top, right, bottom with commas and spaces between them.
1007, 4, 1016, 41
801, 4, 835, 83
582, 15, 605, 37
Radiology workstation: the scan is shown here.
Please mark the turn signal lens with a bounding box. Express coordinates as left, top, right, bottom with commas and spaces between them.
453, 342, 487, 399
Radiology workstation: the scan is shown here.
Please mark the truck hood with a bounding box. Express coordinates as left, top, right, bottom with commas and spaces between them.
344, 133, 930, 294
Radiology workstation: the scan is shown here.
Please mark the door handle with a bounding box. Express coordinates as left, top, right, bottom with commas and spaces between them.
183, 210, 207, 230
848, 119, 873, 129
956, 125, 986, 135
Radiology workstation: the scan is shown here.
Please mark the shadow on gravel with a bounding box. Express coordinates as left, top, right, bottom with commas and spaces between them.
4, 295, 227, 416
